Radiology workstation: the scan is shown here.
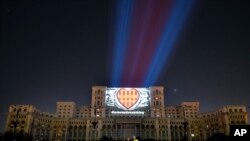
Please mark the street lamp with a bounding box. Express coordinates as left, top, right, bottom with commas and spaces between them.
56, 130, 62, 141
191, 133, 195, 141
206, 124, 209, 139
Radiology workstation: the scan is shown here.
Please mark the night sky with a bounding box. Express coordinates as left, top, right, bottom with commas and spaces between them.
1, 0, 250, 132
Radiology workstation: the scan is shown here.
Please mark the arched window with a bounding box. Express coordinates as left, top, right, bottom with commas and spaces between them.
231, 121, 235, 125
156, 101, 159, 106
97, 101, 100, 106
241, 120, 246, 124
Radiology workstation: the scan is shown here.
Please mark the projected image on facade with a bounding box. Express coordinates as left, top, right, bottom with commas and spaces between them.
105, 88, 150, 111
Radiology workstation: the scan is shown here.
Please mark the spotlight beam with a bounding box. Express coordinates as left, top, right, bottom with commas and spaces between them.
144, 0, 194, 86
111, 0, 134, 86
126, 1, 155, 86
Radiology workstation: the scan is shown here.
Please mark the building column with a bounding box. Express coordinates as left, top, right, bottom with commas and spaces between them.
224, 114, 230, 135
167, 119, 171, 141
98, 119, 102, 139
49, 128, 53, 141
155, 119, 159, 140
203, 126, 207, 141
86, 120, 90, 141
77, 126, 79, 141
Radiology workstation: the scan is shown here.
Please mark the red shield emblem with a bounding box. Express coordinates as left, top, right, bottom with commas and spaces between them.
117, 88, 139, 110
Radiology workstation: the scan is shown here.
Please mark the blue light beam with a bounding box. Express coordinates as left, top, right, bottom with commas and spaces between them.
111, 0, 134, 86
144, 0, 194, 86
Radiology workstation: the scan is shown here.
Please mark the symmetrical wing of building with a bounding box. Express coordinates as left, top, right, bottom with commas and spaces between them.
5, 86, 248, 141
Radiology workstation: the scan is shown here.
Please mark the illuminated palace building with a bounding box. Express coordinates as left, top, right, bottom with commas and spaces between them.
5, 86, 248, 141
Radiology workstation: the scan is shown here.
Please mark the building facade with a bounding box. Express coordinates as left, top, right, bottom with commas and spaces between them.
5, 86, 248, 141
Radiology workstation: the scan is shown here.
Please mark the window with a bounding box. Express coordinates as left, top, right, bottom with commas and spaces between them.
156, 101, 159, 106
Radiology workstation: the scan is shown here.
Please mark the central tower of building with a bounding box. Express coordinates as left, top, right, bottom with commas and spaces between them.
91, 86, 165, 118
